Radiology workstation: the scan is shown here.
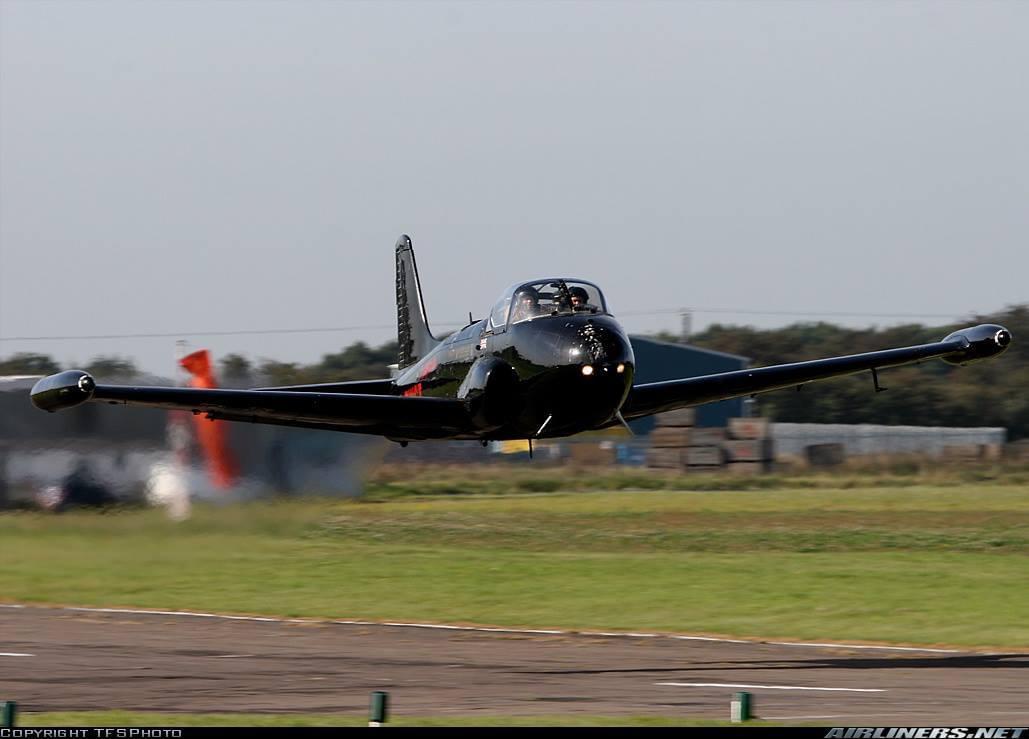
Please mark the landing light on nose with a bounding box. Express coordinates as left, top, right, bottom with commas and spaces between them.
581, 365, 594, 376
616, 363, 625, 374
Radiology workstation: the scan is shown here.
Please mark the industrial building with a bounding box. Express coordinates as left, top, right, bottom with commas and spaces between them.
627, 336, 749, 434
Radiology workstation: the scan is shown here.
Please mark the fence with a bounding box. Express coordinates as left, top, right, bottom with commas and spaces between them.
770, 424, 1006, 459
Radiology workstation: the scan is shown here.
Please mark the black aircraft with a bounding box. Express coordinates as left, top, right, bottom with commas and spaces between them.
32, 235, 1012, 446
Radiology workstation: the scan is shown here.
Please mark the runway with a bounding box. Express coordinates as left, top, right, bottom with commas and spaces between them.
1, 605, 1026, 723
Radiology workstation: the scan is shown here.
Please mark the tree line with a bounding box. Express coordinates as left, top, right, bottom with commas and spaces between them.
2, 303, 1025, 438
686, 304, 1028, 440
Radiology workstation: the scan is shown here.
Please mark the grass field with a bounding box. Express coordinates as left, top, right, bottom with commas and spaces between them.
1, 478, 1027, 647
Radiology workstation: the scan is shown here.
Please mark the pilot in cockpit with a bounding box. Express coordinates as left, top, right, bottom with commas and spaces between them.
569, 286, 591, 311
511, 286, 541, 323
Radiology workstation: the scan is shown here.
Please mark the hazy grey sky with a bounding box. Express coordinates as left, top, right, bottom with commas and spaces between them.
2, 0, 1027, 373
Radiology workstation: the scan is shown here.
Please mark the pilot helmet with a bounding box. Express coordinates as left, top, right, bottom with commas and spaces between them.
514, 286, 540, 304
569, 286, 589, 307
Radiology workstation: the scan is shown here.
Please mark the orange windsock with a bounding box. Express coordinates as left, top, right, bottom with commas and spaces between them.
179, 349, 239, 489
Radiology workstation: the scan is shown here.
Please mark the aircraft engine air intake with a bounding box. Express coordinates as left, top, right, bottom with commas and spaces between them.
940, 324, 1013, 365
457, 356, 520, 430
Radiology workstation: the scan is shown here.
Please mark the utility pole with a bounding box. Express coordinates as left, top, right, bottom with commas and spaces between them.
680, 309, 692, 344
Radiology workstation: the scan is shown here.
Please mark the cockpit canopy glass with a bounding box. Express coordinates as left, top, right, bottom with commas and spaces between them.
488, 280, 606, 328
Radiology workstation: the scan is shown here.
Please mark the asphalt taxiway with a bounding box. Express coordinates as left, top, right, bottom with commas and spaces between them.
1, 605, 1026, 723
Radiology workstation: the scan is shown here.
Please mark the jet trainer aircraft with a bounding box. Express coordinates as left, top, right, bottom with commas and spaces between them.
32, 235, 1012, 446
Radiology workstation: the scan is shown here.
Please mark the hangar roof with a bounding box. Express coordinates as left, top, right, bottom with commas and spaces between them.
628, 335, 750, 365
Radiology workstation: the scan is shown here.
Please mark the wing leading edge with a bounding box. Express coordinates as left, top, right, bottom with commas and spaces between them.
621, 323, 1012, 421
30, 374, 471, 438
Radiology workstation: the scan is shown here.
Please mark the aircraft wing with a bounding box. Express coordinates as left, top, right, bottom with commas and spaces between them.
621, 323, 1012, 421
30, 374, 471, 436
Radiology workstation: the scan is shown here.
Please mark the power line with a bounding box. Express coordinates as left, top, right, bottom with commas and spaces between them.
0, 306, 975, 343
0, 325, 458, 343
618, 307, 963, 320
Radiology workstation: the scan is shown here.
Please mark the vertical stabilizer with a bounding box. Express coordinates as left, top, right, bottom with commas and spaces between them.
395, 234, 439, 369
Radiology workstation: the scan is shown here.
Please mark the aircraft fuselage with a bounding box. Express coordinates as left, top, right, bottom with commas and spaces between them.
393, 313, 635, 440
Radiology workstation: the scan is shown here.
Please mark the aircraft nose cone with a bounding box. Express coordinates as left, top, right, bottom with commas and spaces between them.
523, 316, 635, 436
571, 320, 632, 367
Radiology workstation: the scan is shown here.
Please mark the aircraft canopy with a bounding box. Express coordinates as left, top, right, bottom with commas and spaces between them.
487, 279, 608, 330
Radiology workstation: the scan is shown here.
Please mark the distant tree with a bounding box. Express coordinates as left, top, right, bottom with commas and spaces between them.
219, 353, 253, 385
248, 340, 400, 385
315, 340, 398, 381
258, 360, 307, 387
320, 341, 378, 373
85, 356, 138, 377
687, 303, 1028, 439
0, 353, 59, 375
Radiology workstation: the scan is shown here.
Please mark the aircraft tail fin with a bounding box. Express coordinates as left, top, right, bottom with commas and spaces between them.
395, 234, 439, 369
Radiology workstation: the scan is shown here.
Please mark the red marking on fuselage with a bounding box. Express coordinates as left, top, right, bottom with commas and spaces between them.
419, 358, 439, 380
403, 383, 423, 397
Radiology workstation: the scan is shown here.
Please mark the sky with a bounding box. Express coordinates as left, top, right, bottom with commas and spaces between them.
1, 0, 1027, 375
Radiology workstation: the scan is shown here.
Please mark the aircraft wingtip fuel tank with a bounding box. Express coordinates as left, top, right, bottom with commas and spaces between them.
31, 370, 96, 412
940, 324, 1012, 365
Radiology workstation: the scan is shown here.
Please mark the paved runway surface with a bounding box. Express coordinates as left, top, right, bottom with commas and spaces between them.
1, 605, 1026, 723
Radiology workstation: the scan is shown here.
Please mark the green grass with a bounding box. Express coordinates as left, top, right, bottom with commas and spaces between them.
363, 463, 1029, 497
19, 711, 780, 727
1, 484, 1028, 647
